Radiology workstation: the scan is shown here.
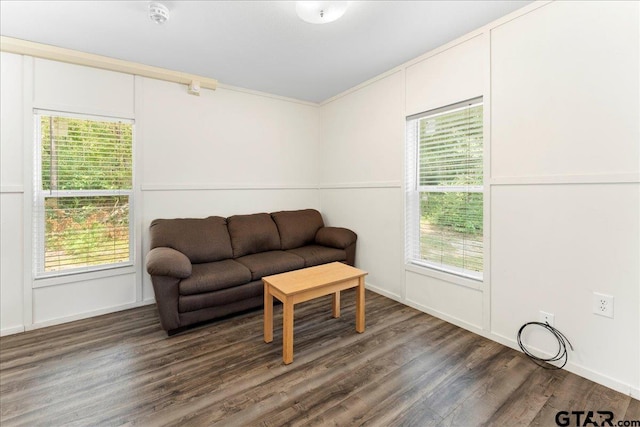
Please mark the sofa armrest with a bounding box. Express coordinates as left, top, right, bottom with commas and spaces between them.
315, 227, 357, 249
146, 247, 192, 279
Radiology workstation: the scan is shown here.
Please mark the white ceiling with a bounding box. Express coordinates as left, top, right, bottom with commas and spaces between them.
0, 1, 531, 103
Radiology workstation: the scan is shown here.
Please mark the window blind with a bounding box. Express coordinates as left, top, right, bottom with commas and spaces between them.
405, 98, 483, 280
34, 113, 134, 277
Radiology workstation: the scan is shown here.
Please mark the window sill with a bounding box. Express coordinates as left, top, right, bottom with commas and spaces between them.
33, 264, 136, 289
404, 262, 483, 291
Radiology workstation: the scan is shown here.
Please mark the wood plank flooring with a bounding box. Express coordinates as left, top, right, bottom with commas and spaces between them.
1, 290, 638, 426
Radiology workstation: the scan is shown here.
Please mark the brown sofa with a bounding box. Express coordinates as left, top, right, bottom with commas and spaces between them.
146, 209, 357, 335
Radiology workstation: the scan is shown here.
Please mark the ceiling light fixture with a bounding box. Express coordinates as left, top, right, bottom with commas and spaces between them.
296, 1, 349, 24
149, 2, 170, 24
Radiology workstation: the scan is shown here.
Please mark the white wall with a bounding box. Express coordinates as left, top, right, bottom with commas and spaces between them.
140, 78, 319, 188
318, 1, 640, 398
0, 56, 321, 333
319, 70, 405, 300
489, 0, 639, 395
491, 185, 639, 387
138, 77, 320, 300
0, 52, 24, 335
405, 34, 485, 117
490, 1, 639, 179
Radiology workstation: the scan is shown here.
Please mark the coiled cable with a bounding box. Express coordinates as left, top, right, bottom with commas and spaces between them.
517, 321, 573, 370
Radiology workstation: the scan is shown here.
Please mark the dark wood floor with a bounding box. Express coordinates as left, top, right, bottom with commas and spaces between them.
1, 290, 638, 426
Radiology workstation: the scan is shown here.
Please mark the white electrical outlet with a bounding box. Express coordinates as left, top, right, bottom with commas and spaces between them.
593, 292, 614, 318
539, 311, 554, 327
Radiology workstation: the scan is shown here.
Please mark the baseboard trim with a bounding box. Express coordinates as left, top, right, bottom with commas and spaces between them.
0, 325, 26, 337
489, 331, 640, 400
26, 299, 156, 331
7, 288, 638, 398
364, 282, 402, 302
372, 290, 640, 400
403, 298, 485, 335
366, 287, 485, 336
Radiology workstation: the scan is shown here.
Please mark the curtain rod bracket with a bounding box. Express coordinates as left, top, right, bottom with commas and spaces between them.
187, 80, 201, 96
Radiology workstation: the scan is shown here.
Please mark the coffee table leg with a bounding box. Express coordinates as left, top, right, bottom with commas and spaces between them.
332, 291, 340, 318
264, 282, 273, 343
356, 276, 365, 333
283, 298, 294, 364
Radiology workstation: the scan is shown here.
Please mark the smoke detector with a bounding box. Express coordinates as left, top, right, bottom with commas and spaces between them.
149, 2, 170, 24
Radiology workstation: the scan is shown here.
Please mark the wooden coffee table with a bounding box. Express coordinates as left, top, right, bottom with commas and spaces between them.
263, 262, 368, 364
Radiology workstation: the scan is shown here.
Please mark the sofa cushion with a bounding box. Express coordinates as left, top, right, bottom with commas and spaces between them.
271, 209, 325, 250
149, 216, 233, 263
286, 245, 346, 267
227, 213, 281, 258
179, 259, 251, 296
179, 280, 263, 313
235, 251, 305, 280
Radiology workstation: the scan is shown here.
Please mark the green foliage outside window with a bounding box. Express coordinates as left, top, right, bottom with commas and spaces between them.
41, 117, 132, 191
39, 116, 132, 272
420, 192, 482, 235
416, 103, 483, 275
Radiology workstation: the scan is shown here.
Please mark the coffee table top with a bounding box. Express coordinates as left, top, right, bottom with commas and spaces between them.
263, 262, 367, 295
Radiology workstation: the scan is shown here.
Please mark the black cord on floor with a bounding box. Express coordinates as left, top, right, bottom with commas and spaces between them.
517, 321, 574, 370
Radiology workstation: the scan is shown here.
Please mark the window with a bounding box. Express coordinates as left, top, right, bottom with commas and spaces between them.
34, 112, 134, 277
405, 98, 483, 280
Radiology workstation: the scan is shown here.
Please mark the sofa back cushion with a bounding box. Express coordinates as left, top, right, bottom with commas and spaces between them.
271, 209, 325, 250
227, 213, 281, 257
149, 216, 233, 263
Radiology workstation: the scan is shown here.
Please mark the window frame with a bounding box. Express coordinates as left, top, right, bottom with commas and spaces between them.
33, 110, 135, 279
405, 97, 484, 282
